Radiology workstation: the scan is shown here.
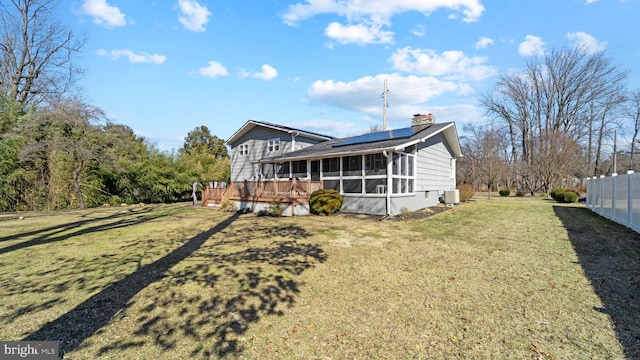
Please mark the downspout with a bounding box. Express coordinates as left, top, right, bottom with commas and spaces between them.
288, 130, 299, 152
382, 151, 392, 218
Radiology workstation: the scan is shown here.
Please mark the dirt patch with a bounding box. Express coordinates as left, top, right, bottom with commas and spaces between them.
392, 204, 452, 221
332, 204, 454, 222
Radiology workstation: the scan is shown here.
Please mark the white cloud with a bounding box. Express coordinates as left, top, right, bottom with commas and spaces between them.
240, 65, 278, 80
97, 49, 166, 64
390, 47, 497, 81
566, 32, 607, 54
281, 0, 484, 45
325, 21, 394, 45
196, 61, 229, 78
307, 73, 467, 119
178, 0, 211, 32
282, 0, 485, 26
252, 64, 279, 81
475, 36, 494, 49
412, 24, 426, 37
518, 35, 546, 56
82, 0, 126, 28
585, 0, 600, 4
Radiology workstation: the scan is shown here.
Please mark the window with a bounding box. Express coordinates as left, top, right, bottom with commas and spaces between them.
323, 180, 340, 191
343, 179, 362, 193
365, 178, 386, 194
291, 160, 307, 179
391, 151, 415, 194
276, 162, 290, 178
342, 155, 362, 176
239, 144, 249, 156
365, 153, 386, 175
322, 157, 339, 177
319, 152, 413, 196
268, 138, 280, 152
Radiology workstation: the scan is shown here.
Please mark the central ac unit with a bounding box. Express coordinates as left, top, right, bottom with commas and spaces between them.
444, 189, 460, 204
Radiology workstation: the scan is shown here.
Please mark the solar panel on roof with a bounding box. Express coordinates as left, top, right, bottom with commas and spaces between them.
333, 127, 416, 147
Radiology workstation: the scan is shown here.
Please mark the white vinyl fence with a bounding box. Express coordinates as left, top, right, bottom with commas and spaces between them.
586, 171, 640, 234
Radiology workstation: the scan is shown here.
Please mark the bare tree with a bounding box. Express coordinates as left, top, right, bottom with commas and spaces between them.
480, 46, 627, 192
627, 89, 640, 170
588, 93, 627, 176
460, 124, 509, 197
531, 130, 583, 193
0, 0, 86, 107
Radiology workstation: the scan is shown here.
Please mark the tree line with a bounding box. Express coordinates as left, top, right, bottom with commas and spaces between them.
0, 0, 229, 212
458, 47, 640, 196
0, 96, 230, 211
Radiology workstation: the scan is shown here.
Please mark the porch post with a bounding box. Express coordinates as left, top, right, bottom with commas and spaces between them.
383, 151, 392, 216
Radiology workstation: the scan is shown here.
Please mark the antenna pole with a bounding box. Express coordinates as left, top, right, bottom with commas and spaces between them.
382, 79, 388, 130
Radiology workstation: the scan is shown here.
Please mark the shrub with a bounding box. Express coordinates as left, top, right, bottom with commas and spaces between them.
219, 200, 236, 212
549, 188, 578, 203
562, 191, 578, 203
456, 183, 475, 202
310, 189, 343, 215
108, 195, 122, 207
499, 189, 510, 197
550, 188, 567, 202
268, 199, 285, 217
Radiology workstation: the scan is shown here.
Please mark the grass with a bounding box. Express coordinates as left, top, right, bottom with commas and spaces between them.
0, 198, 638, 359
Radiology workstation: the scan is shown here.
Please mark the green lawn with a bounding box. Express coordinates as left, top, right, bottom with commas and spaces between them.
0, 197, 638, 359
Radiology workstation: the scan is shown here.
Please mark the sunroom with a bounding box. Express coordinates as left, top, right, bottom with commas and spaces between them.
259, 148, 416, 196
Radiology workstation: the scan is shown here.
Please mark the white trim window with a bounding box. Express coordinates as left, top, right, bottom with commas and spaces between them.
239, 144, 249, 156
391, 151, 416, 194
268, 138, 280, 152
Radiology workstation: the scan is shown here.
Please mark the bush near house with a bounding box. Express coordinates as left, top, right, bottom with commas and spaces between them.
309, 189, 343, 215
267, 199, 285, 217
550, 188, 578, 203
219, 200, 236, 212
550, 188, 567, 201
456, 183, 475, 202
562, 191, 579, 203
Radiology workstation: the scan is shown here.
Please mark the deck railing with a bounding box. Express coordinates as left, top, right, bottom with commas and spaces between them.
202, 179, 322, 207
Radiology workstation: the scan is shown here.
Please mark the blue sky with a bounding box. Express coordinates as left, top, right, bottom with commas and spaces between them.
58, 0, 640, 151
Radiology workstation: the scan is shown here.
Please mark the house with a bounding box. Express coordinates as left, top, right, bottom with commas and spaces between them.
205, 114, 462, 216
226, 120, 334, 182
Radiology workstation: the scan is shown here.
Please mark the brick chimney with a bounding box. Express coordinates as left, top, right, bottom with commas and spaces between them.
412, 113, 434, 130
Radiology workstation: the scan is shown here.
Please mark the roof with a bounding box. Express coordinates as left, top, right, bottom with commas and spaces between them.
257, 122, 462, 163
227, 120, 334, 146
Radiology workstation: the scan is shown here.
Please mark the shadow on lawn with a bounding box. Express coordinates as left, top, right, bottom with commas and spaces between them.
0, 210, 163, 256
23, 213, 327, 358
553, 206, 640, 358
0, 206, 156, 243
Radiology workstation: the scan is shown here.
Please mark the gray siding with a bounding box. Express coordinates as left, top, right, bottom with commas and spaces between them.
415, 133, 455, 191
341, 192, 441, 216
390, 191, 441, 215
230, 127, 323, 182
341, 196, 386, 215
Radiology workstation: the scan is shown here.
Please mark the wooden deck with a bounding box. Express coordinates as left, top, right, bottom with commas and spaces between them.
202, 179, 322, 208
